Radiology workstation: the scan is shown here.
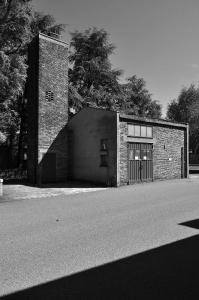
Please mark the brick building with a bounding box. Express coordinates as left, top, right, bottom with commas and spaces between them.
26, 33, 189, 186
68, 107, 189, 186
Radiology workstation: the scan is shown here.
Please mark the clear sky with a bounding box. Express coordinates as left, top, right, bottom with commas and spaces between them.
32, 0, 199, 116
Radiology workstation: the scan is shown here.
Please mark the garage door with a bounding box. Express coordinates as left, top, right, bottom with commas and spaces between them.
128, 143, 153, 183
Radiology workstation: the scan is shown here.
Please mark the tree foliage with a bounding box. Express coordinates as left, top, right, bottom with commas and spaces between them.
167, 84, 199, 123
0, 0, 31, 106
0, 5, 163, 150
0, 0, 65, 141
69, 27, 123, 108
69, 27, 162, 119
121, 76, 162, 118
30, 11, 65, 38
167, 84, 199, 153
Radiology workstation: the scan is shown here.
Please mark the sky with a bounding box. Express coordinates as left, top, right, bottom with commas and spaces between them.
32, 0, 199, 116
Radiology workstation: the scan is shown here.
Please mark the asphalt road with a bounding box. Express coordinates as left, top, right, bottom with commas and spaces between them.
1, 177, 199, 299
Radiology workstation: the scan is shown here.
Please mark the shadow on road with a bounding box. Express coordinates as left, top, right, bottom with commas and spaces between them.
3, 180, 105, 189
180, 218, 199, 230
2, 233, 199, 300
37, 181, 106, 189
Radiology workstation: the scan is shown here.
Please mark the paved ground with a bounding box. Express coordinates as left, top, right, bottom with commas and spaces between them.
0, 182, 107, 201
0, 176, 199, 299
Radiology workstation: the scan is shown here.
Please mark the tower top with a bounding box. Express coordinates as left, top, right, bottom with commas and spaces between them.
38, 32, 69, 48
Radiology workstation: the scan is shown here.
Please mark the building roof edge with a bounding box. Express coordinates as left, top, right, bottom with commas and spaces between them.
119, 113, 188, 128
38, 32, 69, 47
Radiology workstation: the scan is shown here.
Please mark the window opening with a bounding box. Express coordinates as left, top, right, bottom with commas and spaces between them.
141, 126, 147, 137
146, 126, 152, 138
134, 125, 141, 136
101, 139, 108, 151
128, 124, 153, 138
45, 91, 54, 102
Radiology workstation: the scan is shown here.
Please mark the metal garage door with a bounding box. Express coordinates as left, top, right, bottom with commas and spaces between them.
128, 143, 153, 183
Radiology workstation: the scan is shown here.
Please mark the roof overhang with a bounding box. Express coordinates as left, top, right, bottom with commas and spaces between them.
120, 114, 188, 129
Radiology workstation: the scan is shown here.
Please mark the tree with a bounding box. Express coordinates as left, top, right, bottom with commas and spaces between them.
69, 28, 162, 118
0, 0, 31, 106
0, 0, 65, 111
167, 84, 199, 155
69, 27, 123, 109
0, 0, 65, 167
83, 86, 124, 111
30, 11, 65, 38
121, 76, 162, 119
167, 84, 198, 123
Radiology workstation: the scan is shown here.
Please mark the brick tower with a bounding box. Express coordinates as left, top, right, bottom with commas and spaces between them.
26, 33, 68, 184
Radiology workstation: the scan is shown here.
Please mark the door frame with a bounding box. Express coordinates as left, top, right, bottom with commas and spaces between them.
128, 142, 153, 184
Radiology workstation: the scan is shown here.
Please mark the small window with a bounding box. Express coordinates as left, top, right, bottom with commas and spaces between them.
100, 154, 108, 167
146, 126, 152, 138
101, 139, 108, 151
45, 91, 54, 102
141, 126, 147, 137
128, 124, 153, 138
128, 125, 135, 136
134, 125, 141, 136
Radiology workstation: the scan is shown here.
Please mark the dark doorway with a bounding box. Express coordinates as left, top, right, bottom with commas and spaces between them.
41, 152, 56, 183
128, 143, 153, 183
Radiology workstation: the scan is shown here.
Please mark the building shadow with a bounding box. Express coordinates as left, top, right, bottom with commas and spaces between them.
40, 182, 106, 189
26, 124, 106, 188
3, 180, 105, 189
2, 233, 199, 300
180, 218, 199, 230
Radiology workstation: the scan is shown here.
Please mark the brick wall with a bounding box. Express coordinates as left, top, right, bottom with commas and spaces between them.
27, 34, 69, 184
38, 35, 68, 148
38, 35, 68, 183
119, 120, 187, 185
119, 122, 128, 185
153, 126, 186, 180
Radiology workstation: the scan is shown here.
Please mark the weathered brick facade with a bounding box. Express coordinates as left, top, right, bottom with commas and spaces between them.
119, 122, 128, 185
118, 116, 188, 185
27, 34, 68, 184
153, 126, 186, 180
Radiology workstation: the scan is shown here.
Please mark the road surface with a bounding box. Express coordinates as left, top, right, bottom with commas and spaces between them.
1, 176, 199, 299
